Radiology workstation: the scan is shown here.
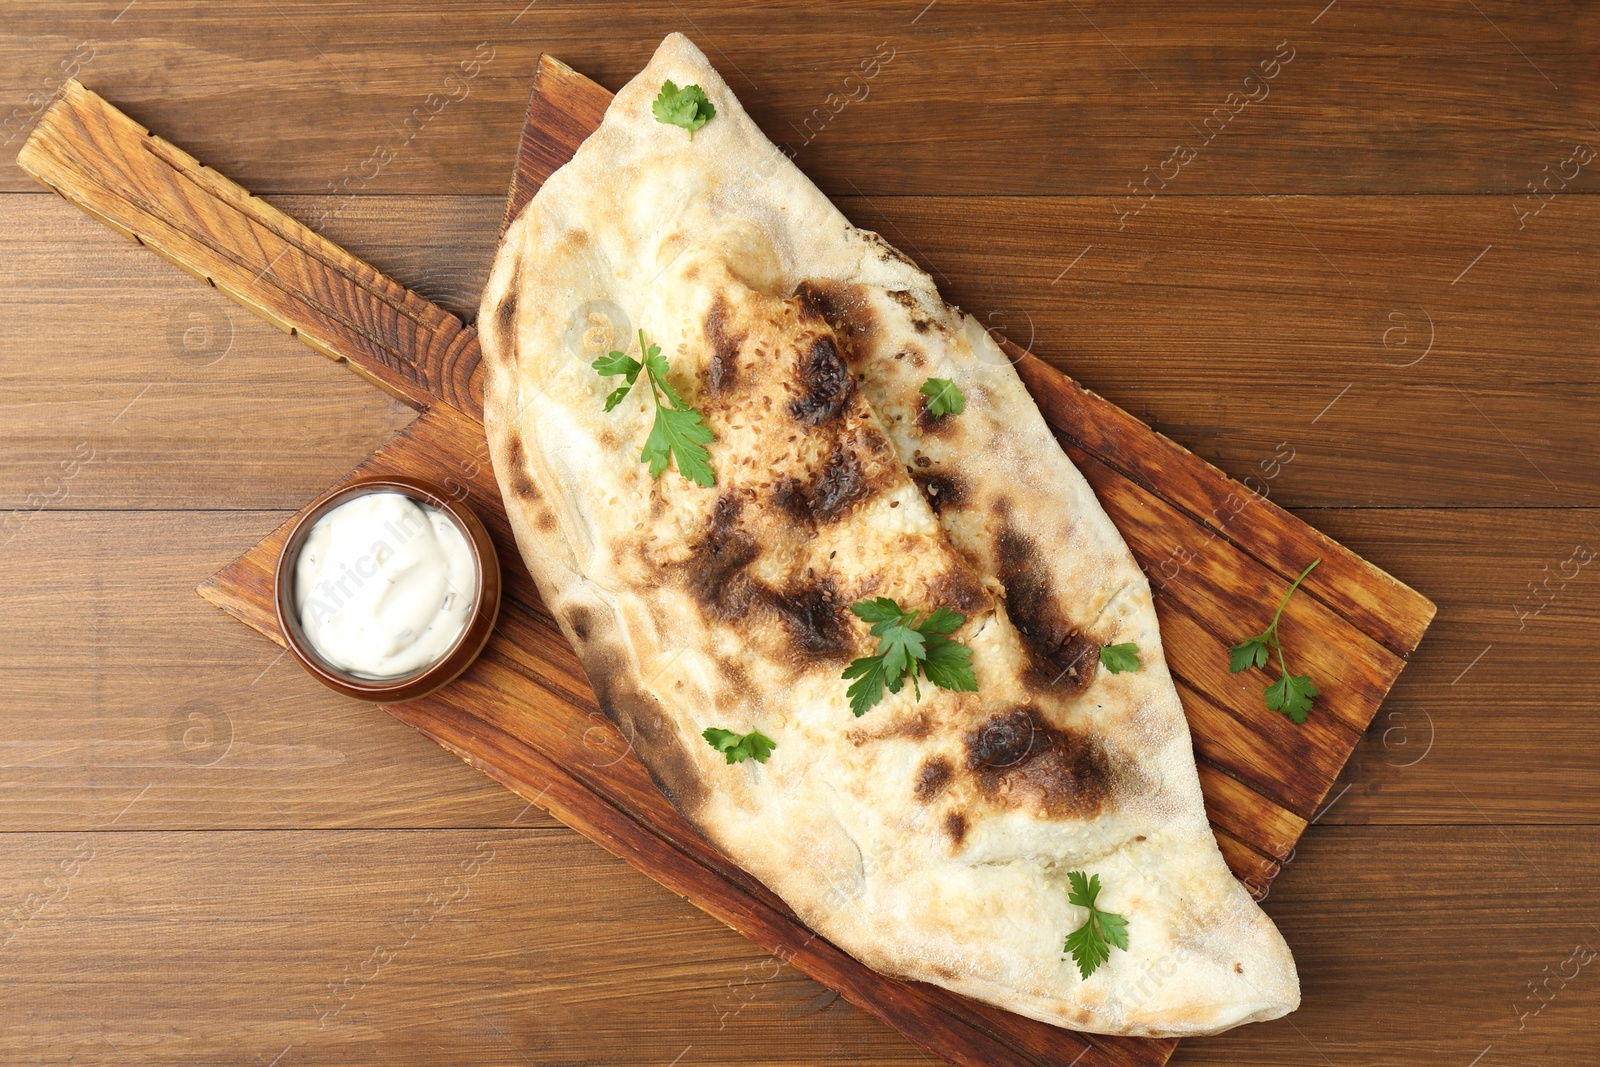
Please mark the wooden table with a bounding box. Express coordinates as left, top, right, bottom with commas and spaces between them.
2, 4, 1594, 1064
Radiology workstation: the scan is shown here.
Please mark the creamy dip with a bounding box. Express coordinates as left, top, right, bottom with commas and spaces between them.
294, 492, 476, 678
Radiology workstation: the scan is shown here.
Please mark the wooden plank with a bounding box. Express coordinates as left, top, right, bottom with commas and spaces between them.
5, 2, 1597, 197
505, 55, 612, 236
0, 509, 537, 832
1286, 506, 1600, 828
1, 825, 1595, 1067
1176, 825, 1600, 1066
0, 381, 414, 510
16, 81, 481, 414
5, 191, 1595, 509
0, 828, 938, 1066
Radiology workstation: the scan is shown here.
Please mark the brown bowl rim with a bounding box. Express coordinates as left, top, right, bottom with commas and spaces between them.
272, 475, 502, 703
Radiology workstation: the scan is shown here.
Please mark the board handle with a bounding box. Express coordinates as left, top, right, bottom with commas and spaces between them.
16, 79, 483, 417
503, 54, 613, 235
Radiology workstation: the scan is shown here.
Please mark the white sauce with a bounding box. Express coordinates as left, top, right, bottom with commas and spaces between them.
294, 492, 476, 679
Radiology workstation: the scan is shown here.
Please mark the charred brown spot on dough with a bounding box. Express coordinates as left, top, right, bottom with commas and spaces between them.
916, 391, 957, 435
768, 580, 850, 657
887, 711, 931, 740
684, 494, 761, 619
966, 707, 1037, 770
703, 292, 745, 397
810, 448, 872, 522
771, 475, 805, 520
1234, 962, 1244, 974
566, 605, 593, 644
492, 276, 518, 342
944, 811, 968, 846
711, 655, 754, 700
848, 710, 930, 746
854, 229, 920, 271
927, 568, 989, 618
578, 638, 708, 817
789, 334, 854, 425
794, 279, 867, 333
997, 521, 1099, 695
793, 279, 880, 363
775, 446, 873, 525
913, 757, 953, 803
884, 289, 934, 334
912, 470, 966, 515
503, 434, 541, 503
1021, 630, 1098, 695
964, 708, 1110, 818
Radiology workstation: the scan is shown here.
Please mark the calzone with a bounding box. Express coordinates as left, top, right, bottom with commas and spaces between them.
479, 33, 1299, 1037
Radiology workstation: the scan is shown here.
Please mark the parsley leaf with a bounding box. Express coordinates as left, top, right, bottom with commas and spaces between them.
873, 616, 926, 688
653, 80, 716, 139
702, 726, 777, 765
1227, 559, 1321, 724
594, 330, 716, 487
922, 633, 978, 692
592, 350, 643, 412
842, 597, 978, 716
591, 350, 641, 378
842, 653, 892, 718
1227, 633, 1273, 674
1264, 672, 1319, 725
842, 654, 892, 718
1098, 642, 1140, 674
642, 403, 716, 486
850, 597, 907, 624
1063, 871, 1129, 980
918, 606, 966, 636
919, 377, 966, 418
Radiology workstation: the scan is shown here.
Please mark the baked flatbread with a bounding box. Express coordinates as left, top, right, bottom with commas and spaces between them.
479, 33, 1298, 1037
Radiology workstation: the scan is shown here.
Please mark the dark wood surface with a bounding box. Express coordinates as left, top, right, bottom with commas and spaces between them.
1, 4, 1595, 1065
14, 59, 1434, 1064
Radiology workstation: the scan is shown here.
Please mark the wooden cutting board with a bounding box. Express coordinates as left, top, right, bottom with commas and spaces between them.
18, 57, 1434, 1067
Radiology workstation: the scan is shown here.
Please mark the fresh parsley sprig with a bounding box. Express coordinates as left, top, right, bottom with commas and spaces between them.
1063, 871, 1129, 980
841, 597, 977, 717
920, 377, 966, 417
702, 726, 776, 765
653, 80, 716, 138
1228, 558, 1321, 724
1098, 642, 1140, 674
593, 330, 716, 488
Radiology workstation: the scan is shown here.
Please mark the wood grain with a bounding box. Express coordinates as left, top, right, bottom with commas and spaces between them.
5, 191, 1594, 510
8, 6, 1593, 1065
0, 825, 1595, 1067
2, 508, 1580, 833
21, 49, 1401, 1062
5, 2, 1596, 197
7, 47, 1436, 1067
17, 81, 482, 414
